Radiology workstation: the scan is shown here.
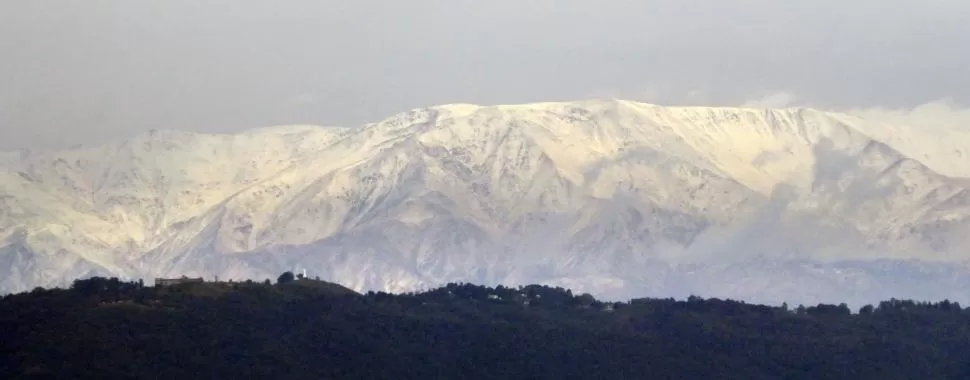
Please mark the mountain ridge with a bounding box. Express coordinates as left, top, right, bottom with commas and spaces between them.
2, 99, 969, 305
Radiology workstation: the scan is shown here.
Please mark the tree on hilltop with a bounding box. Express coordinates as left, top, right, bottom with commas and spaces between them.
277, 271, 295, 284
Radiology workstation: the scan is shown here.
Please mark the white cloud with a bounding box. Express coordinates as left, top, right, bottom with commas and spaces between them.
844, 98, 970, 131
733, 93, 970, 134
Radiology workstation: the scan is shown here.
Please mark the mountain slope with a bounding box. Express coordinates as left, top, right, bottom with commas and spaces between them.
1, 100, 969, 305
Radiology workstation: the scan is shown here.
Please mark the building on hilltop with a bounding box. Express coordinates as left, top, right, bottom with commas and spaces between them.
155, 276, 204, 287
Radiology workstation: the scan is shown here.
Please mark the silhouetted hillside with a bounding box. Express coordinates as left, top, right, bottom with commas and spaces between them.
2, 276, 969, 379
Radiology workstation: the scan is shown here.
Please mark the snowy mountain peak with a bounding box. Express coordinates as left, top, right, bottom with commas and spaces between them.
2, 99, 970, 306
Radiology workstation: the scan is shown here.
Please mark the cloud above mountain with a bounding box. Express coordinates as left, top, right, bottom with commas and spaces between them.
845, 99, 970, 131
2, 1, 969, 149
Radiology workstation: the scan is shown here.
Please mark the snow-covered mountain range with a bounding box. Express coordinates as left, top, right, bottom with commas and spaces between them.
3, 99, 970, 306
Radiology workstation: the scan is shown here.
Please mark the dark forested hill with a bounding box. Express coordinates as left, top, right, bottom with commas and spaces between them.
2, 276, 970, 379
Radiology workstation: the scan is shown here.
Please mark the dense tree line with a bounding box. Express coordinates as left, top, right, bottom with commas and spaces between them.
2, 276, 970, 379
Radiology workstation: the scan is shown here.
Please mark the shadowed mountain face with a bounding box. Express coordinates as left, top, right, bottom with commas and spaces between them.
2, 99, 969, 305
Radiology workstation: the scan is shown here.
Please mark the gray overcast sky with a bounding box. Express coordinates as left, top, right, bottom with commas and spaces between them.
1, 1, 969, 150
